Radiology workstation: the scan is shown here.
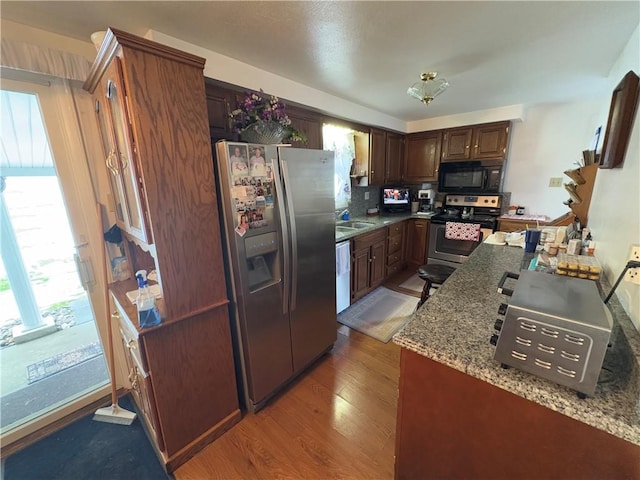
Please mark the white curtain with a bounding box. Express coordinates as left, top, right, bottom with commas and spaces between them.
323, 125, 354, 210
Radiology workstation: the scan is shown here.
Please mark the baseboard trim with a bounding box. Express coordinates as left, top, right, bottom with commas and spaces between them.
165, 409, 242, 473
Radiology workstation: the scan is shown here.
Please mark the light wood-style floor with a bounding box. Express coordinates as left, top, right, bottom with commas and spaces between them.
175, 324, 401, 479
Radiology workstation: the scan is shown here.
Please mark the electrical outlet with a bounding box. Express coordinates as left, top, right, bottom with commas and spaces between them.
624, 244, 640, 284
548, 177, 563, 187
364, 192, 370, 200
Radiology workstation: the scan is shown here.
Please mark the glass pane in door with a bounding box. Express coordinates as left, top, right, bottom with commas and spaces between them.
105, 77, 143, 233
0, 90, 109, 433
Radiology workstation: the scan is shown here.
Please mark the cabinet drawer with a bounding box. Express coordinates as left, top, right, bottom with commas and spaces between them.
388, 251, 402, 266
386, 262, 403, 278
353, 228, 387, 251
116, 309, 148, 373
127, 353, 164, 450
388, 234, 403, 254
388, 222, 405, 236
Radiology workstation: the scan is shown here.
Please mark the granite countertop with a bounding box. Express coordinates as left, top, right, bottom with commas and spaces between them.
335, 212, 435, 242
393, 243, 640, 446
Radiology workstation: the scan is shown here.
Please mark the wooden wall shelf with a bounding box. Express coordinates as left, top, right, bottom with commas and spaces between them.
566, 163, 598, 226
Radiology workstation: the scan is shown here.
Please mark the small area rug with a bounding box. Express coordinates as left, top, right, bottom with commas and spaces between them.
27, 342, 103, 384
3, 395, 172, 480
398, 274, 425, 293
338, 286, 417, 343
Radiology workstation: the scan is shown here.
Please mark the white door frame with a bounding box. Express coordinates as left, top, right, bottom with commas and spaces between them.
1, 76, 126, 445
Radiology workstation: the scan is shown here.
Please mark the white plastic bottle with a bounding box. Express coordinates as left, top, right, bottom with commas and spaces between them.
135, 270, 161, 328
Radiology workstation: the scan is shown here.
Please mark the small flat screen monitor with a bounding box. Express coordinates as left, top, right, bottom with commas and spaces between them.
382, 187, 410, 212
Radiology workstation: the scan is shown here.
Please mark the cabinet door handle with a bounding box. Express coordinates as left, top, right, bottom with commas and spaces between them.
106, 151, 118, 175
128, 367, 139, 390
118, 152, 128, 171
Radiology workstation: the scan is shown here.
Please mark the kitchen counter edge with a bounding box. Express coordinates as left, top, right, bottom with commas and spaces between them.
335, 213, 433, 242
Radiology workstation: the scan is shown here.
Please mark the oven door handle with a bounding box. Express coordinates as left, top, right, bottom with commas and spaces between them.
497, 271, 519, 296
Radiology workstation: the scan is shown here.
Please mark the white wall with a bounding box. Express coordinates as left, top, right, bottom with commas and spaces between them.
1, 19, 96, 60
503, 99, 603, 218
588, 26, 640, 330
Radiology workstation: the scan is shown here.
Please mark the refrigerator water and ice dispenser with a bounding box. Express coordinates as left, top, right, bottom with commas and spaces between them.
244, 232, 279, 290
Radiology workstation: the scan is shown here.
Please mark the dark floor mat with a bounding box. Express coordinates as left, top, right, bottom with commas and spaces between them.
3, 395, 172, 480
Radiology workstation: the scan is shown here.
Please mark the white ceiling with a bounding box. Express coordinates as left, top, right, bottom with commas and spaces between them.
1, 1, 638, 122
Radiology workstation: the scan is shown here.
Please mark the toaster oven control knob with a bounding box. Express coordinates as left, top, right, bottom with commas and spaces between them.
494, 319, 503, 331
498, 303, 508, 315
490, 334, 499, 346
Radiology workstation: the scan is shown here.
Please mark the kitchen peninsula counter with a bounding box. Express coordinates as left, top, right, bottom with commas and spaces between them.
393, 243, 640, 479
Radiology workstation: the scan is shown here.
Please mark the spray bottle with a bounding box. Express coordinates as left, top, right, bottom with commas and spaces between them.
135, 270, 161, 328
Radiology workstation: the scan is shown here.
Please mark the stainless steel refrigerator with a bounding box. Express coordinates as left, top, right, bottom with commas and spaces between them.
215, 141, 337, 411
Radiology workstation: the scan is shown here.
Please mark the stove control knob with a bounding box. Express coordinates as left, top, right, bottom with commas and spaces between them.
490, 334, 499, 346
494, 319, 503, 331
498, 303, 508, 315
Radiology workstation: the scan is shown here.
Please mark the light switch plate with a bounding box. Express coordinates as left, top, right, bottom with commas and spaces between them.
548, 177, 563, 187
364, 192, 370, 200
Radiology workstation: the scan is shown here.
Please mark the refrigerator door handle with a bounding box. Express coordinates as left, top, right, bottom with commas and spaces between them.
280, 158, 298, 312
273, 157, 289, 315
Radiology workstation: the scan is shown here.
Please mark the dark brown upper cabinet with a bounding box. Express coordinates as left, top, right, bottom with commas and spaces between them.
370, 128, 387, 185
385, 132, 404, 183
404, 131, 442, 183
441, 121, 510, 162
287, 109, 324, 150
441, 127, 473, 162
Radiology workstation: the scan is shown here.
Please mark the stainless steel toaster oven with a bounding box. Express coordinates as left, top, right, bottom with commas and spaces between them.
492, 270, 612, 397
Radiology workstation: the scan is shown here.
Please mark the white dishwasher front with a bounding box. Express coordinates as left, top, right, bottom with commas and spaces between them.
336, 240, 351, 314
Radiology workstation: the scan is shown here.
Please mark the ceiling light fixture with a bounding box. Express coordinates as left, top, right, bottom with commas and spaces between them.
407, 72, 449, 105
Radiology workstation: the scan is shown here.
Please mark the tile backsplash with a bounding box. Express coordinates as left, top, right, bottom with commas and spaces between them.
348, 186, 381, 217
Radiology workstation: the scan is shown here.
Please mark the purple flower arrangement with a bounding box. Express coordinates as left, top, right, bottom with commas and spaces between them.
230, 89, 306, 143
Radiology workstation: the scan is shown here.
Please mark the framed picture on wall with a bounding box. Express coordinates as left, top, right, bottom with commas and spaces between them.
599, 70, 640, 169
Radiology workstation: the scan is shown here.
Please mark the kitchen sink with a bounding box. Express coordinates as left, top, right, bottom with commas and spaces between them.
336, 226, 358, 233
339, 221, 376, 229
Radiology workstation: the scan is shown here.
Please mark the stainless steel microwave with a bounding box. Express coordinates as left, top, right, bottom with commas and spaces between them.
438, 161, 504, 193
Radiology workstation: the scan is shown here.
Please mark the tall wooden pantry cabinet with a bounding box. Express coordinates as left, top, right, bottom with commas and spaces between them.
84, 28, 240, 472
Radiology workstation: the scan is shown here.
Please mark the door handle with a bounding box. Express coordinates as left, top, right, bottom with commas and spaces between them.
74, 254, 95, 291
280, 158, 298, 313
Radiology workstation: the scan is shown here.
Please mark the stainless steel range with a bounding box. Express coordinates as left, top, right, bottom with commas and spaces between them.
428, 193, 509, 267
492, 270, 613, 397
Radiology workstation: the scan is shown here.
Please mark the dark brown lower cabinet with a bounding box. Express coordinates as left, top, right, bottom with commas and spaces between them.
407, 219, 429, 266
386, 221, 407, 277
112, 285, 241, 473
395, 348, 640, 480
351, 229, 387, 301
